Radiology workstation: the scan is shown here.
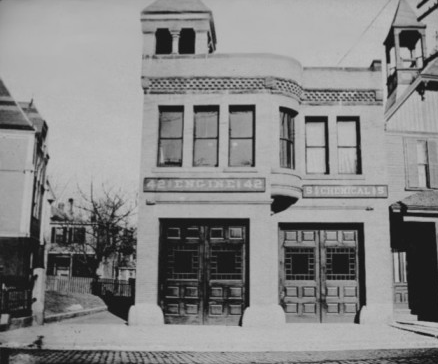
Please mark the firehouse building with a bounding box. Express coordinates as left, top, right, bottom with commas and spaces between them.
129, 0, 393, 326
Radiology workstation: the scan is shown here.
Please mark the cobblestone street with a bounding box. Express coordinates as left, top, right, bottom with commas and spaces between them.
7, 348, 438, 364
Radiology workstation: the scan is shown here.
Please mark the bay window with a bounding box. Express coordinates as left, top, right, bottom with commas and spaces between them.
280, 108, 296, 169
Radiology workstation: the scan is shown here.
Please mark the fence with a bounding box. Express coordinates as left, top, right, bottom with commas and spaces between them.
0, 276, 33, 318
46, 276, 94, 295
46, 276, 135, 300
91, 278, 135, 299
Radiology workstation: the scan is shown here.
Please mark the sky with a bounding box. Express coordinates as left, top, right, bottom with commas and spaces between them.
0, 0, 404, 200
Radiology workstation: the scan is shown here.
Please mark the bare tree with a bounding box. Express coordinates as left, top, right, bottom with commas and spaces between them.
64, 183, 137, 278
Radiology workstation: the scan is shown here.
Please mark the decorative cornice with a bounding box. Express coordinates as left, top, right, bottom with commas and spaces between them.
142, 77, 381, 103
143, 76, 302, 100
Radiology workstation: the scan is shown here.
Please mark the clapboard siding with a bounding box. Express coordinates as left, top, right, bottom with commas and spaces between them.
387, 91, 438, 133
386, 133, 409, 204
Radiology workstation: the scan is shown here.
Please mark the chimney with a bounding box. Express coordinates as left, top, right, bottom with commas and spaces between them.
370, 60, 382, 71
68, 198, 74, 217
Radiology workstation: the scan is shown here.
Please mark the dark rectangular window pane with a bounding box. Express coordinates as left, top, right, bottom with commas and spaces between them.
174, 251, 195, 274
230, 109, 254, 138
193, 139, 218, 166
158, 139, 182, 166
229, 139, 253, 167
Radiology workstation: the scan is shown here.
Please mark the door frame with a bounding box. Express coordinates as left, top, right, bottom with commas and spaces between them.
278, 223, 365, 323
158, 218, 250, 325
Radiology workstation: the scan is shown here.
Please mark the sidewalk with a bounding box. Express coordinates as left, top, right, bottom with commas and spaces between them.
1, 314, 438, 352
391, 320, 438, 338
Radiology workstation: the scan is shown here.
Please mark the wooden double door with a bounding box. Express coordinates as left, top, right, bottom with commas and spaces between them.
160, 220, 248, 325
279, 227, 360, 323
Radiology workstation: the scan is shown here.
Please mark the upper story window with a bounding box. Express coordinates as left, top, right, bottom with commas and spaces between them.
279, 108, 296, 169
158, 106, 184, 167
405, 138, 438, 189
179, 28, 195, 54
193, 106, 219, 167
337, 118, 361, 175
155, 29, 172, 55
52, 226, 86, 245
229, 106, 255, 167
305, 117, 328, 174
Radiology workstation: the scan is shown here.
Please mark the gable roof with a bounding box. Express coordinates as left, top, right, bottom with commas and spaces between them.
142, 0, 212, 14
0, 79, 34, 131
395, 191, 438, 211
391, 0, 426, 28
422, 56, 438, 78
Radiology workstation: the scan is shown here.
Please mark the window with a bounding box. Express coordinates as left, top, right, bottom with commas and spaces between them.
337, 118, 361, 174
193, 106, 219, 167
158, 107, 184, 167
305, 118, 328, 174
155, 29, 172, 55
229, 106, 255, 167
52, 226, 86, 245
179, 28, 195, 54
405, 138, 438, 189
280, 108, 296, 169
417, 140, 428, 187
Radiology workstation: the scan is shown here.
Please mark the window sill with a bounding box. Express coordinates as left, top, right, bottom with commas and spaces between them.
151, 167, 259, 174
223, 167, 258, 173
405, 187, 438, 191
304, 174, 366, 181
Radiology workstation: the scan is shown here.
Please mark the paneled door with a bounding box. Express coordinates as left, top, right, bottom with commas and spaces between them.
280, 228, 360, 323
160, 221, 248, 325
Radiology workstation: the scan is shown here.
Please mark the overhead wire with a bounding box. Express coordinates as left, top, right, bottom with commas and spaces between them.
336, 0, 395, 66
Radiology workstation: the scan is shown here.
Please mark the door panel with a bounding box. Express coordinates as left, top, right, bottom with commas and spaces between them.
161, 221, 247, 325
280, 227, 359, 323
321, 230, 359, 323
282, 230, 320, 322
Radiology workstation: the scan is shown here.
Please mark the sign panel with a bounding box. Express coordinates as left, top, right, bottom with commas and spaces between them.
144, 178, 266, 192
303, 185, 388, 198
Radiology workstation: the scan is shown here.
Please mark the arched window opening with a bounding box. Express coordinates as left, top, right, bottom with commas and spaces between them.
155, 29, 172, 55
179, 28, 195, 54
399, 30, 423, 69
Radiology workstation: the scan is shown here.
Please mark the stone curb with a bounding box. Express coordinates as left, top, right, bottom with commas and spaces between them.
44, 306, 108, 324
391, 322, 438, 339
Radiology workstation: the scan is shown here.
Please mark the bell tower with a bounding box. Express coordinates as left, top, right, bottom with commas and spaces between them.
140, 0, 217, 57
384, 0, 426, 102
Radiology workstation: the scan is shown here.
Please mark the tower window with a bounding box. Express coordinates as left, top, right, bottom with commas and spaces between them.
179, 28, 195, 54
399, 30, 424, 69
155, 29, 172, 55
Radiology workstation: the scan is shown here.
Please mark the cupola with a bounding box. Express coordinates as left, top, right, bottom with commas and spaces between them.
141, 0, 217, 56
384, 0, 426, 97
